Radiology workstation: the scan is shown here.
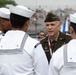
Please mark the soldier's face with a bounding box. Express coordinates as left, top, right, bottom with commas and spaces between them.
2, 19, 12, 33
39, 32, 44, 39
45, 21, 60, 37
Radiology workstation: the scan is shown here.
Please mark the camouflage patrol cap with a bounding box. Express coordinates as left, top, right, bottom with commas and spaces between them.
44, 12, 60, 22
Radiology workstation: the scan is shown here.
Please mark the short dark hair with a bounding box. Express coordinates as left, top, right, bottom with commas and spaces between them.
44, 12, 60, 22
38, 31, 44, 35
10, 13, 29, 28
70, 22, 76, 33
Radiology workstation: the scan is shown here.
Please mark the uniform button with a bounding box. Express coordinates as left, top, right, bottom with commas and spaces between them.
52, 44, 54, 45
17, 45, 19, 47
60, 38, 62, 40
70, 58, 72, 60
1, 46, 3, 47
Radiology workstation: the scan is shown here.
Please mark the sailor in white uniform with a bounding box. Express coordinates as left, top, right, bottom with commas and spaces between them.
0, 5, 48, 75
0, 7, 11, 41
49, 13, 76, 75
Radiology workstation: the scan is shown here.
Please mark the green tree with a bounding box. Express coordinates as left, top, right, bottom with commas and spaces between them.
0, 0, 16, 7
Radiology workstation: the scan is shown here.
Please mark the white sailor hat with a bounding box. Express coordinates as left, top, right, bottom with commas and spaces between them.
0, 7, 10, 19
9, 5, 35, 18
70, 13, 76, 23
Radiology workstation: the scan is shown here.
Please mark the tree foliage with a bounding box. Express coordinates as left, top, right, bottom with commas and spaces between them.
0, 0, 16, 7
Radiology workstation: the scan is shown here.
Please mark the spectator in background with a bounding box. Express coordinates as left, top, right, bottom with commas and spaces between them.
0, 5, 48, 75
38, 31, 45, 41
49, 12, 76, 75
0, 7, 12, 40
40, 12, 72, 63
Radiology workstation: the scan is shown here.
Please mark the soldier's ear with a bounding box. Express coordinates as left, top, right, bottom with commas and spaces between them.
25, 20, 29, 27
69, 26, 73, 34
23, 20, 29, 32
1, 18, 4, 26
26, 20, 29, 25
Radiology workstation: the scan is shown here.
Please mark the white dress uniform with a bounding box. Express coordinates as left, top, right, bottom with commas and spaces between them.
49, 39, 76, 75
0, 31, 4, 40
0, 7, 10, 41
0, 31, 4, 41
0, 30, 48, 75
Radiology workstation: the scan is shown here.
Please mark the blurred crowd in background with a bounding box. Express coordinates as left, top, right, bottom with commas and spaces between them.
0, 0, 76, 39
27, 6, 76, 38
